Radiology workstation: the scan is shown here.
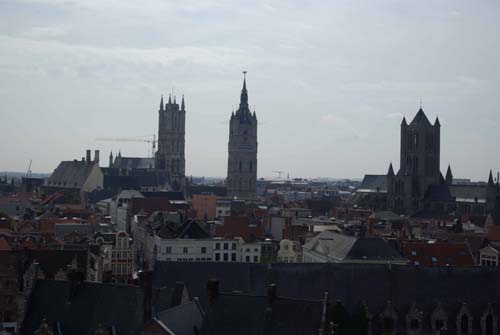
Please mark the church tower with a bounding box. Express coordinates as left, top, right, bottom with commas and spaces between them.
155, 94, 186, 191
388, 107, 442, 213
226, 72, 258, 198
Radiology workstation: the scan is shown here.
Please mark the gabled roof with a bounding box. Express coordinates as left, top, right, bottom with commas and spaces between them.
357, 175, 387, 193
47, 161, 99, 189
303, 230, 407, 263
201, 292, 324, 335
409, 108, 432, 126
400, 240, 475, 266
156, 300, 204, 335
22, 279, 145, 335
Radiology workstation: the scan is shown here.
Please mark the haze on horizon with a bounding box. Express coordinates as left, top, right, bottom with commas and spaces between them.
1, 0, 499, 181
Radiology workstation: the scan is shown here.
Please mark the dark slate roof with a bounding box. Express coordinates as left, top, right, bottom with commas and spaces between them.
424, 184, 453, 202
357, 175, 387, 193
303, 230, 407, 263
153, 282, 186, 312
154, 262, 500, 335
114, 157, 155, 170
176, 220, 210, 239
201, 293, 324, 335
47, 161, 98, 189
449, 184, 489, 201
409, 108, 432, 127
157, 301, 204, 335
22, 279, 145, 335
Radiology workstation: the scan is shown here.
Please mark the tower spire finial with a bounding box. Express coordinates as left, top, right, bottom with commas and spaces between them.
240, 71, 248, 107
181, 94, 185, 110
160, 94, 164, 110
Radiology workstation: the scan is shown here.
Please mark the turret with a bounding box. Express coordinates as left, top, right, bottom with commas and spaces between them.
387, 162, 395, 176
160, 94, 164, 111
445, 164, 453, 185
109, 151, 114, 167
489, 170, 494, 185
181, 95, 185, 111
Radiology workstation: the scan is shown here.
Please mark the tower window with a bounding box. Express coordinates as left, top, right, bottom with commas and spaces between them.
239, 161, 243, 172
249, 160, 253, 172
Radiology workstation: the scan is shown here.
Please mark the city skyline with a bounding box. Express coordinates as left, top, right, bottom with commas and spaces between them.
1, 1, 500, 180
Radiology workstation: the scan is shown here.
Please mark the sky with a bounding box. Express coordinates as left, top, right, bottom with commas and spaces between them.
1, 0, 499, 180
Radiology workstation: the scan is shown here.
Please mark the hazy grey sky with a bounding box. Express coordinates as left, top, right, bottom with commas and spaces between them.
1, 0, 499, 180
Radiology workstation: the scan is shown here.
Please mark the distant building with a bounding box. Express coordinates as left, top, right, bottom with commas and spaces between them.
192, 194, 217, 221
155, 94, 186, 191
43, 150, 103, 204
226, 73, 258, 199
277, 239, 302, 263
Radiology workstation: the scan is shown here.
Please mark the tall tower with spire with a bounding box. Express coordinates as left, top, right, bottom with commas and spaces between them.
155, 93, 186, 191
388, 107, 442, 213
226, 72, 258, 198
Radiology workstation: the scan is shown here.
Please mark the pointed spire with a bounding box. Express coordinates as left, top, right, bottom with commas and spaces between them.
387, 162, 395, 176
181, 95, 185, 111
173, 95, 177, 104
434, 116, 441, 127
489, 170, 494, 185
240, 71, 248, 107
401, 116, 407, 126
168, 94, 172, 104
160, 94, 164, 111
410, 107, 431, 126
445, 164, 453, 185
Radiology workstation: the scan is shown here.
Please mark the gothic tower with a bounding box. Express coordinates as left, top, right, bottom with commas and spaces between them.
388, 108, 442, 213
226, 73, 258, 198
155, 94, 186, 191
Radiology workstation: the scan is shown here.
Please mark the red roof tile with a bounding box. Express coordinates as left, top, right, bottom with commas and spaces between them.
401, 240, 475, 266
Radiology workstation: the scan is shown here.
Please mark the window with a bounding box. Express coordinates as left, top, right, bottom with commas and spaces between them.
231, 253, 236, 261
435, 319, 444, 331
223, 243, 228, 250
383, 317, 395, 332
245, 256, 250, 262
485, 314, 494, 335
232, 243, 237, 250
254, 256, 258, 263
411, 251, 416, 256
215, 253, 220, 261
223, 253, 228, 261
183, 247, 188, 254
410, 319, 419, 330
461, 315, 469, 335
431, 256, 437, 263
201, 247, 207, 254
239, 161, 242, 172
165, 247, 172, 254
215, 243, 220, 250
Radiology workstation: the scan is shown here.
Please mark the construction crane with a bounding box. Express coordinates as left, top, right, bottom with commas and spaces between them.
26, 160, 32, 178
95, 135, 156, 158
272, 170, 284, 179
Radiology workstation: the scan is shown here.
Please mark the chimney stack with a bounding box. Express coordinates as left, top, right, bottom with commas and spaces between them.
94, 150, 100, 164
86, 150, 91, 162
207, 278, 219, 307
267, 283, 277, 305
138, 270, 153, 322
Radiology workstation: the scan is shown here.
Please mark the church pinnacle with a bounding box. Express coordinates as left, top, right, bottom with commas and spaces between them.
240, 71, 248, 107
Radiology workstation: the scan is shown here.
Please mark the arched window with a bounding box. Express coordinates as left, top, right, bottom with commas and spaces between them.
485, 315, 493, 335
461, 315, 469, 335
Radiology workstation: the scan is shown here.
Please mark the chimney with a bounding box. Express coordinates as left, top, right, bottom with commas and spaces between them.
138, 270, 153, 322
67, 266, 84, 302
94, 150, 100, 164
207, 278, 219, 307
86, 150, 91, 162
267, 283, 277, 305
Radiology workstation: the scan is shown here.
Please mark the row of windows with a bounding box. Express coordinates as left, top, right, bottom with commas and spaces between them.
111, 263, 132, 275
215, 242, 237, 250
